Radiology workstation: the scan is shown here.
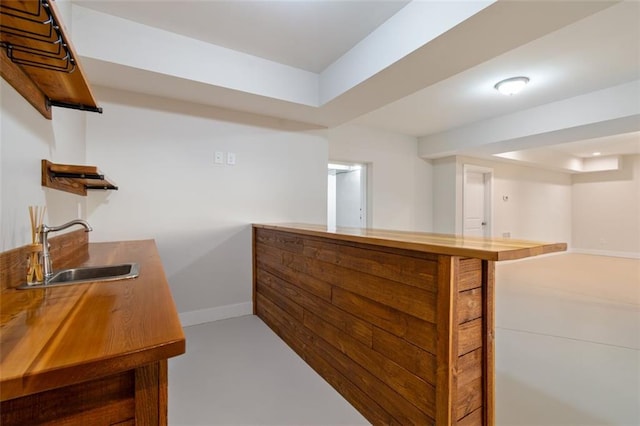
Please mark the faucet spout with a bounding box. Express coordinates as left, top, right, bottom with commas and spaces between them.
39, 219, 92, 281
41, 219, 92, 234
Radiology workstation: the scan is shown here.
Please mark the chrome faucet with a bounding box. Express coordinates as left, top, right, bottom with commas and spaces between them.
39, 219, 92, 281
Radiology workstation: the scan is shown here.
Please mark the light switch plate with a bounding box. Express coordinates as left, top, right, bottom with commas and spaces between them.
215, 151, 224, 164
227, 152, 236, 165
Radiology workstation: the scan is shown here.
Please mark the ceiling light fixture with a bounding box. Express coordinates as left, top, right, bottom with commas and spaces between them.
592, 152, 601, 156
494, 76, 530, 96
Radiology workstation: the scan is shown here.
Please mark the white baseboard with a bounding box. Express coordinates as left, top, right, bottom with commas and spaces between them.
179, 302, 253, 327
570, 248, 640, 259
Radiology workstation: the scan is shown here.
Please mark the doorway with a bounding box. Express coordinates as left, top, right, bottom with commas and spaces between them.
462, 165, 493, 237
327, 163, 367, 229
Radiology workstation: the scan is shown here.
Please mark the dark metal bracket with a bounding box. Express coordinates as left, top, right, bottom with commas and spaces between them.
85, 184, 119, 191
50, 171, 105, 180
47, 100, 103, 114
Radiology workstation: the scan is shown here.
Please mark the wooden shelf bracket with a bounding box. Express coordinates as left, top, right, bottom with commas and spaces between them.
42, 160, 118, 196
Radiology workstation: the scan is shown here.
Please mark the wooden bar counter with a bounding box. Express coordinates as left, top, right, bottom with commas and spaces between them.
253, 223, 566, 426
0, 233, 185, 425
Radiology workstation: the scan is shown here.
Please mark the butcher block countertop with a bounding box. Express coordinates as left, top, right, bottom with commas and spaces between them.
254, 223, 567, 261
0, 239, 186, 401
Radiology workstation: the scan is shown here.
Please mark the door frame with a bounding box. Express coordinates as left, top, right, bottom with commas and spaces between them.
462, 164, 493, 237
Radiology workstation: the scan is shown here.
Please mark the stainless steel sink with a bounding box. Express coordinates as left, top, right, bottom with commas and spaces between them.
18, 263, 139, 289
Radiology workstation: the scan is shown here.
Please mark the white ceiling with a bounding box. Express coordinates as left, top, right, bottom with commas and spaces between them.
68, 0, 640, 170
353, 1, 640, 137
552, 132, 640, 158
73, 0, 410, 73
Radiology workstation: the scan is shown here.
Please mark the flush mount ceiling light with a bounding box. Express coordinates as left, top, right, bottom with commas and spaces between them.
494, 76, 530, 96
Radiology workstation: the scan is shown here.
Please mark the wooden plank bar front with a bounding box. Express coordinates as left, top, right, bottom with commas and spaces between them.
253, 223, 566, 426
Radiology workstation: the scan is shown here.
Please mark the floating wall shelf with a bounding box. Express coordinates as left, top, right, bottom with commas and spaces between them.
42, 160, 118, 196
0, 0, 102, 119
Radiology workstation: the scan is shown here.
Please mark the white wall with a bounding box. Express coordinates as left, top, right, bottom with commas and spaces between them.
0, 80, 88, 251
432, 157, 458, 234
485, 158, 572, 244
432, 155, 573, 244
84, 88, 327, 317
327, 124, 432, 231
572, 154, 640, 257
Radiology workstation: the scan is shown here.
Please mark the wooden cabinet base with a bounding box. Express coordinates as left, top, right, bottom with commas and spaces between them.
253, 226, 495, 425
0, 361, 168, 426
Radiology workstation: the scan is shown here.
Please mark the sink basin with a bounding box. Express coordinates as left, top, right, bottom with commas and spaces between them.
18, 263, 139, 289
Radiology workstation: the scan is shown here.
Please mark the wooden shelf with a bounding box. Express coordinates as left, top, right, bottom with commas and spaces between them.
42, 160, 117, 196
0, 0, 101, 119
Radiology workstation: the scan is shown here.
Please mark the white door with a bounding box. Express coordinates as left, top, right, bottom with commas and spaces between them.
463, 169, 490, 237
336, 168, 363, 227
327, 163, 367, 229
